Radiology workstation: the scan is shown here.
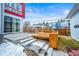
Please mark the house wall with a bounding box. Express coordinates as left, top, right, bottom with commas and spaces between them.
70, 11, 79, 41
20, 19, 24, 32
4, 3, 25, 33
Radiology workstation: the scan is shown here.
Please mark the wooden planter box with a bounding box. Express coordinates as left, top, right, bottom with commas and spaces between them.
33, 31, 58, 49
49, 32, 58, 49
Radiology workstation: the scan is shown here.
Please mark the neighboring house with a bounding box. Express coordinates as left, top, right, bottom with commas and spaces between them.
66, 4, 79, 41
0, 3, 25, 33
48, 20, 69, 29
60, 20, 70, 29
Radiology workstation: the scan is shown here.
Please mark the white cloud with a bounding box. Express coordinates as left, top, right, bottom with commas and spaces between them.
26, 7, 67, 25
64, 9, 70, 16
26, 8, 33, 13
26, 11, 65, 24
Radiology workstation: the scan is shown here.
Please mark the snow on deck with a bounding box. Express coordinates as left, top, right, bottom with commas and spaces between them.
0, 40, 26, 56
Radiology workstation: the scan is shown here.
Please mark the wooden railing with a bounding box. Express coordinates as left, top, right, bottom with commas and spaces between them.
54, 29, 70, 36
24, 28, 70, 36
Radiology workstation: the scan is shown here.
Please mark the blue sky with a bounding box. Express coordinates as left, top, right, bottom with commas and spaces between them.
25, 3, 74, 24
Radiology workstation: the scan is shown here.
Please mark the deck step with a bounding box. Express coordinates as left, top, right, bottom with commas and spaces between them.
17, 36, 53, 56
42, 43, 49, 51
22, 39, 37, 47
47, 47, 53, 56
39, 43, 49, 56
16, 36, 32, 42
18, 37, 33, 44
31, 40, 48, 55
31, 40, 47, 48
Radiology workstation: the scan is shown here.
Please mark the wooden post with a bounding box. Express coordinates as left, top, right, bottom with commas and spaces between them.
49, 32, 58, 49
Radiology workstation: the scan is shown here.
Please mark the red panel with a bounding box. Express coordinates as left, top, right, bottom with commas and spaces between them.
4, 3, 25, 18
21, 3, 25, 18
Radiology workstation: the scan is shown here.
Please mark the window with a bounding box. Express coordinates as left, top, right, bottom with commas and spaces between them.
10, 3, 22, 14
16, 19, 20, 32
12, 18, 20, 32
16, 4, 19, 10
16, 4, 22, 11
11, 3, 16, 12
16, 4, 22, 14
4, 16, 20, 32
11, 3, 15, 8
4, 16, 12, 32
5, 3, 10, 6
4, 3, 10, 10
12, 18, 16, 32
4, 3, 23, 15
74, 24, 79, 28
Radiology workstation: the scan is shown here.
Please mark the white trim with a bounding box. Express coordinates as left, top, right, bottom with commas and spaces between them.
71, 34, 79, 42
0, 3, 4, 33
66, 4, 79, 18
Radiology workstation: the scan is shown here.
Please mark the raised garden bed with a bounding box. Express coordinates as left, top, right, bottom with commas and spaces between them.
58, 35, 79, 53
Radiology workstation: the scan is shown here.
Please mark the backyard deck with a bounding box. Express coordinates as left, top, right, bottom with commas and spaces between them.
0, 32, 68, 56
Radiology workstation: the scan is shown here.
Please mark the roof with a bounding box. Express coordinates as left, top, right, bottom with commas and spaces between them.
66, 4, 79, 19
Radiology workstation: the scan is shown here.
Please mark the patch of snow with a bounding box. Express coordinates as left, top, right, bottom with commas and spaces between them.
0, 40, 26, 56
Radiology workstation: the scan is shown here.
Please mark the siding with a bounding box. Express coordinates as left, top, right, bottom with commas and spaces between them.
70, 11, 79, 41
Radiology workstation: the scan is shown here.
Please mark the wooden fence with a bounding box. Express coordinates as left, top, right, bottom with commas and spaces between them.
24, 28, 70, 36
54, 29, 70, 36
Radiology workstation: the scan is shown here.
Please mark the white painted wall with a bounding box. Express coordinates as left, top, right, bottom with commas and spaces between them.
20, 19, 24, 32
0, 4, 4, 33
70, 11, 79, 41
